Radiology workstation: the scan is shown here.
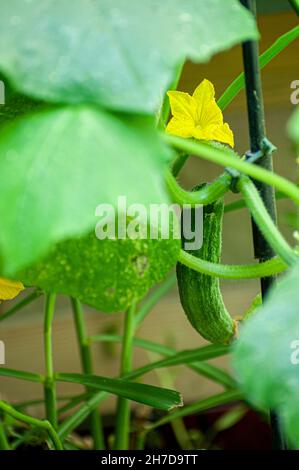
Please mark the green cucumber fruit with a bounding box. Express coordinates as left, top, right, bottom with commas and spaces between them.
177, 193, 237, 344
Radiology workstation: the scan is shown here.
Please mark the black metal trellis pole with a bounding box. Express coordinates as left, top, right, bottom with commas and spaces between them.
240, 0, 285, 450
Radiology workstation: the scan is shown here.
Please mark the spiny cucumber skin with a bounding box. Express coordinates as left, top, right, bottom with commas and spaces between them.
177, 197, 236, 344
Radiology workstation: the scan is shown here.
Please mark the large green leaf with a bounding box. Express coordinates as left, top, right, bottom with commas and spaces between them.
0, 0, 258, 114
0, 106, 172, 275
20, 230, 179, 313
233, 263, 299, 447
56, 372, 182, 411
0, 368, 43, 383
0, 93, 43, 127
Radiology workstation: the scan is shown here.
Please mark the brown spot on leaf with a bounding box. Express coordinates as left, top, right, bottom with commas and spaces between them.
132, 255, 149, 276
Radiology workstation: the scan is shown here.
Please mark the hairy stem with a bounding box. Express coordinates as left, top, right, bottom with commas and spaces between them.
164, 134, 299, 206
166, 169, 231, 206
238, 175, 298, 266
178, 249, 289, 279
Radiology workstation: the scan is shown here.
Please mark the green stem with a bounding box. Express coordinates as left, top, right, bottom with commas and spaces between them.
114, 302, 136, 450
121, 344, 229, 381
166, 169, 231, 206
0, 368, 44, 382
172, 152, 189, 177
70, 298, 105, 450
58, 392, 91, 415
0, 401, 63, 450
150, 355, 193, 450
225, 188, 291, 212
136, 432, 146, 450
58, 391, 107, 441
44, 293, 57, 429
217, 26, 299, 110
0, 419, 10, 450
289, 0, 299, 15
142, 389, 242, 438
91, 334, 235, 389
178, 249, 289, 279
134, 274, 176, 329
163, 134, 299, 206
237, 175, 298, 266
58, 342, 229, 440
225, 198, 249, 213
0, 289, 42, 323
59, 314, 232, 445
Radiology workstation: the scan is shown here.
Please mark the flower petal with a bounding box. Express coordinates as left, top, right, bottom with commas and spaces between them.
166, 80, 234, 147
202, 123, 235, 148
0, 277, 24, 300
167, 91, 197, 122
166, 117, 195, 138
200, 100, 223, 127
192, 79, 215, 103
192, 79, 216, 121
193, 79, 224, 128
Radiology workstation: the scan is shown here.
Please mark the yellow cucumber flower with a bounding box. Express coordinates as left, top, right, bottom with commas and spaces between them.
166, 79, 234, 148
0, 277, 24, 301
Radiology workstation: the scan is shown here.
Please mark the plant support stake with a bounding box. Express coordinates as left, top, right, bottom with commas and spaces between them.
240, 0, 285, 450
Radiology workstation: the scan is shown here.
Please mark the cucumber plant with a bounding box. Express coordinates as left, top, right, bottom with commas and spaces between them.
0, 0, 299, 452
